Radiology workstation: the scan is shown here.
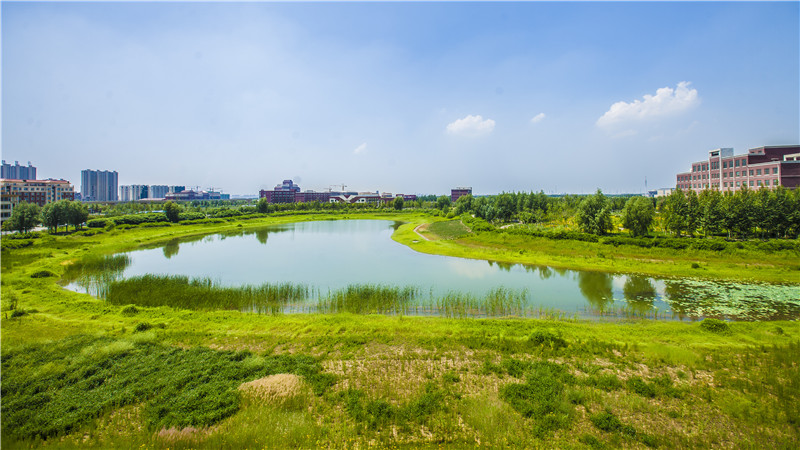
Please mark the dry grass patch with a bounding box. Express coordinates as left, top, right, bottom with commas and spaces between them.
238, 373, 310, 409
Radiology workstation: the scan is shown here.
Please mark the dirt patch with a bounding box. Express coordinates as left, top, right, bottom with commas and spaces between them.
157, 426, 204, 443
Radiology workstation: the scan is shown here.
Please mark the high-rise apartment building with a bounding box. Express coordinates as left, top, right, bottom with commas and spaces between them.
148, 185, 169, 199
81, 169, 118, 202
1, 160, 37, 180
451, 187, 472, 202
119, 185, 150, 202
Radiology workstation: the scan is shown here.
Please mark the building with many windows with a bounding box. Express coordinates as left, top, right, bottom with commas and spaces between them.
81, 169, 118, 202
451, 187, 472, 202
119, 185, 149, 202
1, 161, 37, 180
0, 178, 75, 222
675, 145, 800, 192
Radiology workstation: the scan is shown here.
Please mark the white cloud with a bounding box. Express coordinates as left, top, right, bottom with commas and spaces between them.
353, 142, 367, 155
446, 114, 495, 137
596, 82, 699, 128
530, 113, 546, 124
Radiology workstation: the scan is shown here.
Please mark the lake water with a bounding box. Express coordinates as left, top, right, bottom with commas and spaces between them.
63, 220, 800, 320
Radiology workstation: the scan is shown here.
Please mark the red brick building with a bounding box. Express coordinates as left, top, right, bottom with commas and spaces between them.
676, 145, 800, 192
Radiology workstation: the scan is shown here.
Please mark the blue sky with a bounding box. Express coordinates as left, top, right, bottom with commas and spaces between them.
3, 1, 798, 196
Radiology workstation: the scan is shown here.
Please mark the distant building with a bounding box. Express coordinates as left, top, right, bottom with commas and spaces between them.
1, 161, 37, 180
451, 187, 472, 202
259, 179, 415, 205
148, 185, 169, 199
675, 145, 800, 192
81, 169, 118, 202
1, 178, 75, 222
119, 185, 149, 202
165, 189, 222, 201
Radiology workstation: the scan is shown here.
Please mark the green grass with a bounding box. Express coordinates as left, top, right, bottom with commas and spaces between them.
1, 211, 799, 448
425, 219, 471, 240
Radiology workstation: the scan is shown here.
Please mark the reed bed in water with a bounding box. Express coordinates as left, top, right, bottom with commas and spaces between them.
316, 284, 419, 315
107, 275, 309, 313
433, 287, 528, 318
105, 275, 534, 318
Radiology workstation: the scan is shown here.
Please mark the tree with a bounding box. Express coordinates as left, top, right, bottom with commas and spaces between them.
256, 198, 271, 214
436, 195, 451, 211
40, 200, 69, 233
66, 201, 89, 230
493, 193, 515, 222
621, 196, 655, 237
662, 189, 688, 237
5, 202, 41, 233
699, 189, 724, 237
685, 190, 701, 236
393, 196, 404, 211
575, 189, 613, 235
164, 201, 182, 223
454, 194, 473, 215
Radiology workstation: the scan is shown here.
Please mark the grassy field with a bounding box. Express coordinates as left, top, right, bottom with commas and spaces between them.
399, 219, 800, 283
2, 211, 799, 448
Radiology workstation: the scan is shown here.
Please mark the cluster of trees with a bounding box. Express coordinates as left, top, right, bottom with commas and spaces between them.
661, 186, 800, 238
2, 200, 89, 234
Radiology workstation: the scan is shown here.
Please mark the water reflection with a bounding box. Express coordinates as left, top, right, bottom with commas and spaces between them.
163, 239, 180, 259
578, 271, 614, 310
622, 275, 657, 314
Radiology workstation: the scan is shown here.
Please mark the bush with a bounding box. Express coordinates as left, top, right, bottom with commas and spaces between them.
627, 376, 656, 398
700, 318, 730, 334
30, 270, 57, 278
1, 239, 34, 251
529, 330, 567, 349
121, 305, 139, 316
134, 322, 153, 333
87, 218, 110, 228
178, 212, 206, 221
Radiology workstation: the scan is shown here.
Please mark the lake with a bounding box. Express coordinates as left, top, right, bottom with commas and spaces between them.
63, 220, 800, 320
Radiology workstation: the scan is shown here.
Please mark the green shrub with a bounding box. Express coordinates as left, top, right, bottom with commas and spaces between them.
134, 322, 153, 333
121, 304, 139, 316
30, 270, 57, 278
528, 330, 567, 349
627, 376, 656, 398
1, 239, 33, 251
500, 361, 573, 436
700, 318, 731, 334
87, 218, 110, 228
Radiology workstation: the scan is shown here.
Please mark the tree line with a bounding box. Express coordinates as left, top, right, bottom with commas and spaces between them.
2, 200, 89, 234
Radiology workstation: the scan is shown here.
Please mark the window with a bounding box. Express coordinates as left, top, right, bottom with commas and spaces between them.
756, 169, 761, 175
736, 181, 741, 186
773, 167, 778, 174
735, 160, 740, 167
735, 171, 739, 177
773, 179, 779, 186
742, 160, 747, 166
749, 170, 754, 176
749, 180, 754, 186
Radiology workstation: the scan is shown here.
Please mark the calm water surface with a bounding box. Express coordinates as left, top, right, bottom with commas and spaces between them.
64, 220, 800, 320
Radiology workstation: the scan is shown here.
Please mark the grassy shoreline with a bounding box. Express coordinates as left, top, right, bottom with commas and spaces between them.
2, 211, 799, 448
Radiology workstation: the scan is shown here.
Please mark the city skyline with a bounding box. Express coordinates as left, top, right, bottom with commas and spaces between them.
3, 2, 799, 195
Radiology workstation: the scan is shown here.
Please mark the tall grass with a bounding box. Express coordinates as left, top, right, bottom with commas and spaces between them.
316, 284, 419, 315
433, 287, 528, 318
60, 254, 132, 298
107, 275, 309, 313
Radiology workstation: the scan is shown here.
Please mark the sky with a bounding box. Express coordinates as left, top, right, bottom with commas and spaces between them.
3, 1, 799, 196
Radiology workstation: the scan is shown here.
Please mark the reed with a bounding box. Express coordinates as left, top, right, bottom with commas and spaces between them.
316, 284, 419, 315
107, 275, 309, 313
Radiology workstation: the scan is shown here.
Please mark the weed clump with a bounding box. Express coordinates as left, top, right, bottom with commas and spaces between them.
31, 270, 57, 278
499, 361, 574, 436
528, 330, 567, 349
700, 318, 731, 334
627, 376, 656, 398
121, 304, 139, 315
